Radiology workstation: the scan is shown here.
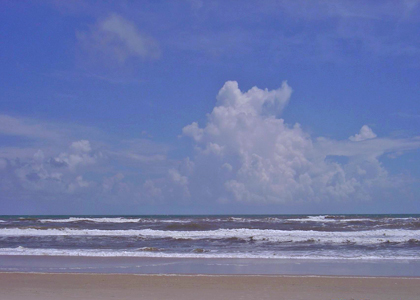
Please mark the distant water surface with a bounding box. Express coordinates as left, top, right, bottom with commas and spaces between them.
0, 215, 419, 260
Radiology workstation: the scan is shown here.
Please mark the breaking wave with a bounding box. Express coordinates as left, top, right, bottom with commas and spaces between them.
1, 227, 419, 245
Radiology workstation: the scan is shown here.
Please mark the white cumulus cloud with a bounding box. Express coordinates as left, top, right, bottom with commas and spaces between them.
150, 81, 420, 205
54, 140, 98, 170
0, 140, 102, 198
349, 125, 377, 142
71, 140, 92, 153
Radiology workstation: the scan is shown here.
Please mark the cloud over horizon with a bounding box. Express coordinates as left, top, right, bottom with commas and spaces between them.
144, 81, 420, 205
0, 81, 419, 212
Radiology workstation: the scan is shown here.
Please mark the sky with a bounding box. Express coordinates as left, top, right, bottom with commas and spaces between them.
1, 0, 420, 215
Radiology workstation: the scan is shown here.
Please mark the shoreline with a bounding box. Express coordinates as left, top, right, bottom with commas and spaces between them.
3, 271, 420, 279
2, 255, 420, 277
2, 272, 420, 300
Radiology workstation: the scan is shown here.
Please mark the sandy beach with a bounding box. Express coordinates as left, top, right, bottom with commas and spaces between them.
2, 272, 420, 300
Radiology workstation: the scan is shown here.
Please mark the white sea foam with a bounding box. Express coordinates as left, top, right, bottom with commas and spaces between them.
39, 217, 144, 223
39, 217, 190, 224
220, 215, 419, 223
1, 227, 419, 245
385, 217, 419, 221
0, 247, 418, 260
286, 216, 374, 223
34, 216, 418, 224
159, 220, 190, 223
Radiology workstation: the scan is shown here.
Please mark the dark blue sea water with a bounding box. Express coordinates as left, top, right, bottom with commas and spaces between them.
0, 215, 419, 260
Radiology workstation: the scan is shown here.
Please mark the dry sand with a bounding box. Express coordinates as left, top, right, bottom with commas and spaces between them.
1, 272, 420, 300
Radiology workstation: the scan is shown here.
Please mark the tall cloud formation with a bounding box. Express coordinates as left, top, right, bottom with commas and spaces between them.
155, 81, 420, 204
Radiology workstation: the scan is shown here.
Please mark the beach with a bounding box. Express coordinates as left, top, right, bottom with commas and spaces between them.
2, 272, 420, 300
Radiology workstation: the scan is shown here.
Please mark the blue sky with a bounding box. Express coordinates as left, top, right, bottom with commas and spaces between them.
1, 0, 420, 214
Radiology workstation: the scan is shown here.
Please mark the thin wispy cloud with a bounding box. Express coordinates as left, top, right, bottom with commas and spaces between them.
162, 0, 420, 65
77, 13, 160, 65
0, 114, 61, 141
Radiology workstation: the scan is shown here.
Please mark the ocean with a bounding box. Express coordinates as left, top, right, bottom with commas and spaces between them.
1, 214, 419, 261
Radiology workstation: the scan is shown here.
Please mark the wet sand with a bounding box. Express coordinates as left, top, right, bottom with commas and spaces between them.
2, 272, 420, 300
3, 255, 420, 277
